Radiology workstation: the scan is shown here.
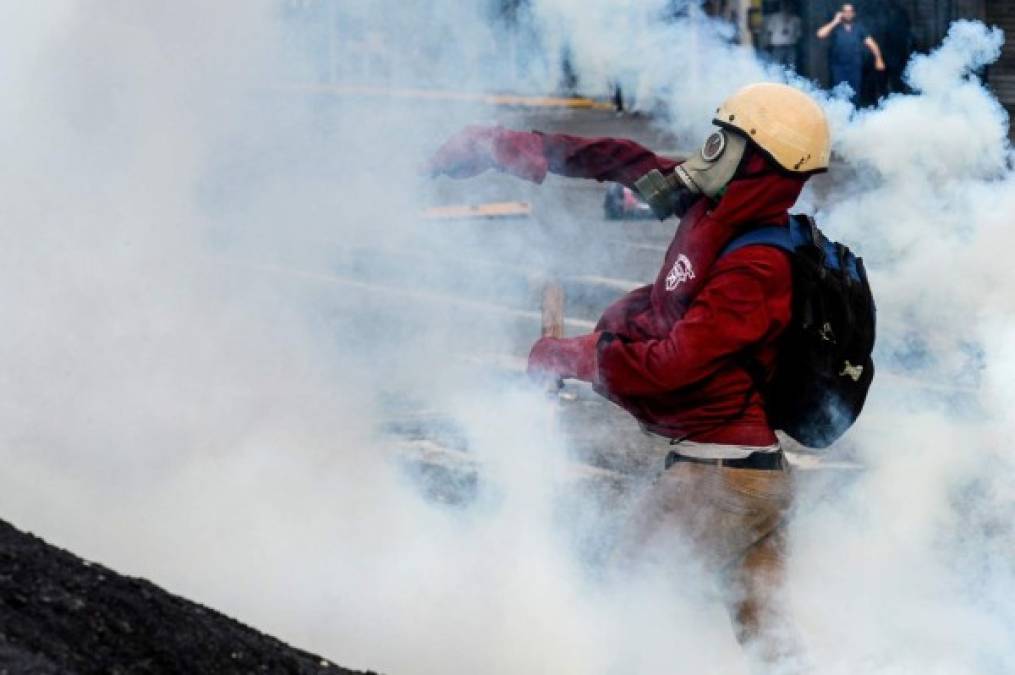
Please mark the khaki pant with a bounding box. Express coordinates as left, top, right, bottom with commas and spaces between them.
618, 457, 801, 670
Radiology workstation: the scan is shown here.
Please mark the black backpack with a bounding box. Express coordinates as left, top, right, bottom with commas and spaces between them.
721, 214, 876, 448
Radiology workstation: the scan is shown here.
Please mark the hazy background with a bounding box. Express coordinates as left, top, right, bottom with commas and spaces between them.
0, 2, 1013, 673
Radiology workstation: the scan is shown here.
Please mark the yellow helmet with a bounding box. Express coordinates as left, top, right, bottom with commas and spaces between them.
715, 83, 830, 173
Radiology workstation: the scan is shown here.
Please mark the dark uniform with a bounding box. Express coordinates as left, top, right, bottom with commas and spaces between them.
828, 22, 870, 103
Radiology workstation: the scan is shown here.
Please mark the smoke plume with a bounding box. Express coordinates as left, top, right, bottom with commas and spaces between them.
0, 2, 1013, 674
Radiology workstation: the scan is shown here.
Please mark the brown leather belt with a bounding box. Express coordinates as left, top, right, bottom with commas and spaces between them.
665, 450, 785, 471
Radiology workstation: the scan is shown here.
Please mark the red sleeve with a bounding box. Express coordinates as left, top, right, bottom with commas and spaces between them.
488, 129, 680, 189
595, 247, 792, 397
536, 132, 681, 190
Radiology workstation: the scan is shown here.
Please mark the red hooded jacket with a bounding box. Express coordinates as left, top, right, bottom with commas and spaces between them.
486, 129, 806, 446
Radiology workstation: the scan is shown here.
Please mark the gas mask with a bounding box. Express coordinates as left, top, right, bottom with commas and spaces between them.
634, 127, 748, 220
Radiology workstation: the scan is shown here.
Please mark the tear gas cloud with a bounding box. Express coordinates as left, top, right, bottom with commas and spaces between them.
0, 2, 1013, 674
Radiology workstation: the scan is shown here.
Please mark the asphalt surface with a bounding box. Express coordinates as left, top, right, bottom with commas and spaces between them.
393, 107, 703, 487
389, 105, 868, 477
240, 99, 872, 492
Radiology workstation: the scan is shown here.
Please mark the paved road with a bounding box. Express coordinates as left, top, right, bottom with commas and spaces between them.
228, 97, 868, 503
379, 104, 864, 496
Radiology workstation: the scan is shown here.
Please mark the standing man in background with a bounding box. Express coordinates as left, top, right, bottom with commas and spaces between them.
816, 3, 885, 105
762, 1, 802, 71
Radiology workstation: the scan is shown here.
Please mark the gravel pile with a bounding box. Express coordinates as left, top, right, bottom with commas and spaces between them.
0, 520, 376, 675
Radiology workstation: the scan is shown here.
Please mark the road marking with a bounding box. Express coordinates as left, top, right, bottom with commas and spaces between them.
277, 83, 616, 110
223, 258, 598, 333
422, 201, 532, 219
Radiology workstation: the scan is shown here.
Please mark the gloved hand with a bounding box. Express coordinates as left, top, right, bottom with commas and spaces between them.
424, 125, 499, 179
425, 125, 548, 182
527, 332, 601, 383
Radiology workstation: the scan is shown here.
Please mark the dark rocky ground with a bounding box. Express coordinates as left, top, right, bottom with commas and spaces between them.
0, 519, 374, 675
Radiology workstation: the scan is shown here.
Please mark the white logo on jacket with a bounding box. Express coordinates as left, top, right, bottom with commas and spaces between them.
665, 253, 695, 291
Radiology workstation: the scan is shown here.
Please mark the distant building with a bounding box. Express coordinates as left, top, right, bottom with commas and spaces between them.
981, 1, 1015, 116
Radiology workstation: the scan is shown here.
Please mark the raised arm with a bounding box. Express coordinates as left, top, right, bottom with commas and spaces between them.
427, 125, 679, 190
865, 35, 886, 70
537, 131, 679, 189
816, 12, 841, 39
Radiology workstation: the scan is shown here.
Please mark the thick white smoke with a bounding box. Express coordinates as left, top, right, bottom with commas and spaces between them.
786, 20, 1015, 675
526, 0, 768, 138
1, 2, 1013, 674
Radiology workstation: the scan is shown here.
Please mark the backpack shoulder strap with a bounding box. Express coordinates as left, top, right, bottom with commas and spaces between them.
720, 214, 809, 258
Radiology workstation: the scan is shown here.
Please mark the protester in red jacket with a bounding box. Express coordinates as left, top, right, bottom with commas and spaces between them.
428, 125, 801, 448
428, 83, 831, 667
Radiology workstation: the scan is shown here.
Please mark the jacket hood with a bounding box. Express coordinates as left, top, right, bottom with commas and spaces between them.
708, 146, 807, 228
